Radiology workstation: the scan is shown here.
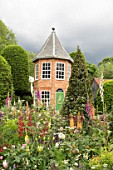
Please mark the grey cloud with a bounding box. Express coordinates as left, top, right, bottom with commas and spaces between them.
0, 0, 113, 65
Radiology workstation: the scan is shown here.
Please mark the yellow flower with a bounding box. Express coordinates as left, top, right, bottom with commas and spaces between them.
37, 146, 44, 152
25, 135, 30, 144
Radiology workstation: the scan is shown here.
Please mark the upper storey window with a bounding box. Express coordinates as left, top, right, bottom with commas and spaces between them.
42, 63, 51, 79
56, 63, 65, 80
35, 64, 38, 80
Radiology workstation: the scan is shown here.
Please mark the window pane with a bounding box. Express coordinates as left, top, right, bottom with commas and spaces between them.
42, 63, 51, 79
56, 63, 64, 79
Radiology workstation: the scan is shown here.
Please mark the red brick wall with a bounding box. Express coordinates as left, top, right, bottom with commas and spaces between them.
34, 58, 71, 108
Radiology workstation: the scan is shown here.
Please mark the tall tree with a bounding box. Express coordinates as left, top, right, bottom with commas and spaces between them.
62, 46, 92, 116
0, 20, 17, 53
70, 51, 98, 80
0, 55, 13, 107
1, 45, 30, 99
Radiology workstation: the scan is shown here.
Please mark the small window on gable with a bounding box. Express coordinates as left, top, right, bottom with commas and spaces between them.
42, 63, 51, 79
56, 63, 65, 80
35, 64, 38, 80
68, 64, 71, 81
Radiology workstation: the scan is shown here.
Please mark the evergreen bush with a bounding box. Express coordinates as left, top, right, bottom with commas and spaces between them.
61, 46, 92, 117
1, 45, 31, 101
0, 55, 13, 107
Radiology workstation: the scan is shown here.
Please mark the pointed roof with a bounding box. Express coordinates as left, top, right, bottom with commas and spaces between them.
33, 28, 73, 63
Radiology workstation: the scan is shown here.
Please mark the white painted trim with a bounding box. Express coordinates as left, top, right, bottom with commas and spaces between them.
35, 64, 38, 80
68, 64, 71, 81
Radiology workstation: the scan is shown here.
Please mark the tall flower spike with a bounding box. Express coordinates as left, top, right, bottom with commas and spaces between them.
77, 111, 82, 130
99, 72, 104, 102
69, 114, 74, 129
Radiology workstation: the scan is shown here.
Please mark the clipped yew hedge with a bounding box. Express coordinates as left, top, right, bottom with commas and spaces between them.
1, 45, 31, 101
95, 80, 113, 113
0, 55, 13, 107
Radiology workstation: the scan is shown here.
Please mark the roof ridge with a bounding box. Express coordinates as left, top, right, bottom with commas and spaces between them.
33, 29, 73, 63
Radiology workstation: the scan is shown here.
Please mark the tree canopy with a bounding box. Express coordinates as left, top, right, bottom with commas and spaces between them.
70, 51, 98, 80
0, 20, 17, 53
98, 57, 113, 79
1, 45, 30, 99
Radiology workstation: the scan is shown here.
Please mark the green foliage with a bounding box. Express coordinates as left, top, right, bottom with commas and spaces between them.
86, 62, 98, 80
98, 57, 113, 78
0, 102, 113, 169
0, 19, 17, 53
70, 51, 98, 80
0, 55, 13, 107
62, 46, 92, 116
27, 51, 35, 77
89, 149, 113, 170
95, 80, 113, 112
1, 45, 31, 100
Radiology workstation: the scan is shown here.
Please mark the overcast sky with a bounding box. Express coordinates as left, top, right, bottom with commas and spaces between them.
0, 0, 113, 65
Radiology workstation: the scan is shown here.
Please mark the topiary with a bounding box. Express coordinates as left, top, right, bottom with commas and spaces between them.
1, 45, 31, 100
0, 55, 13, 107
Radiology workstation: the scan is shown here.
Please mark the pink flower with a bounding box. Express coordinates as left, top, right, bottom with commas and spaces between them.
3, 160, 8, 168
11, 145, 15, 148
22, 144, 26, 149
0, 156, 3, 160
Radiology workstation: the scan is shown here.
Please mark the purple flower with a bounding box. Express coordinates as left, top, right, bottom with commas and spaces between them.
37, 89, 41, 100
86, 102, 91, 117
5, 97, 12, 107
0, 111, 4, 118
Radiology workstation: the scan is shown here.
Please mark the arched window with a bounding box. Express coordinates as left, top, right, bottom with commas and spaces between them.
56, 88, 63, 92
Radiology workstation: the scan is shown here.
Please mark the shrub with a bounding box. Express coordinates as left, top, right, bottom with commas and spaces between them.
0, 55, 13, 107
1, 45, 31, 100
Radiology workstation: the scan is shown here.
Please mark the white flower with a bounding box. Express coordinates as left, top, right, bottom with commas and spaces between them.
83, 153, 88, 159
91, 165, 96, 169
103, 164, 108, 168
36, 122, 40, 128
58, 132, 65, 139
63, 160, 69, 164
70, 167, 74, 170
3, 146, 7, 150
55, 142, 59, 148
59, 127, 63, 131
74, 162, 78, 166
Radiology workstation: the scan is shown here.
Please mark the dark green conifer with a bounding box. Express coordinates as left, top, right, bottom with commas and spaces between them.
61, 46, 92, 117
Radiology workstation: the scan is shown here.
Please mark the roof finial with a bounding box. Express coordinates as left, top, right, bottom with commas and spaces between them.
52, 27, 55, 31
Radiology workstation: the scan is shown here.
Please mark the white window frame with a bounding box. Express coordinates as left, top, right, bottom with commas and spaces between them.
56, 62, 65, 80
68, 64, 71, 81
42, 62, 51, 79
34, 91, 38, 106
35, 64, 38, 80
41, 90, 50, 107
